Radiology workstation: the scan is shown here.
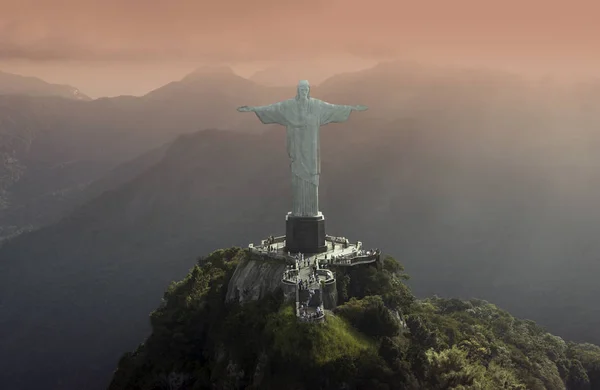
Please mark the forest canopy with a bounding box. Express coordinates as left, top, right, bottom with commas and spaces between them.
109, 248, 600, 390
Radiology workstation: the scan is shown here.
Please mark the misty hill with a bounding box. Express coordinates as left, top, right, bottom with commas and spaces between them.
2, 61, 599, 243
0, 66, 284, 241
0, 70, 91, 100
3, 108, 600, 389
109, 248, 600, 390
0, 129, 291, 390
2, 140, 173, 239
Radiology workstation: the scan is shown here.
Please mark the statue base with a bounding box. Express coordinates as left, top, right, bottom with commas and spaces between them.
285, 212, 327, 254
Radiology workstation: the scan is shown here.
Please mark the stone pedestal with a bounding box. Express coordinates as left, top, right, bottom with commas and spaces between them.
285, 212, 327, 254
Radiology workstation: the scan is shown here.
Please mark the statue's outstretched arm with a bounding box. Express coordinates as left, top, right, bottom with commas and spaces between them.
237, 103, 283, 113
321, 102, 368, 112
238, 102, 287, 125
319, 101, 367, 125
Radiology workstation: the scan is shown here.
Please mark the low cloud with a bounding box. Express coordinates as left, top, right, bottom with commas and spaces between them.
0, 0, 598, 63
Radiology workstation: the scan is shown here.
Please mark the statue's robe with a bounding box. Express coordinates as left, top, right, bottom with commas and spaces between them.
252, 98, 353, 217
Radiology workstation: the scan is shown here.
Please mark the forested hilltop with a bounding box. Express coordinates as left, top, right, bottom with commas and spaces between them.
109, 248, 600, 390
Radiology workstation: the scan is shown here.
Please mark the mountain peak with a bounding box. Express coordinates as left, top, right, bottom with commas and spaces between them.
181, 66, 236, 81
144, 65, 256, 99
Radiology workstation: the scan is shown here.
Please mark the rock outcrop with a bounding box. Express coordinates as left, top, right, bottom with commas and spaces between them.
225, 254, 287, 303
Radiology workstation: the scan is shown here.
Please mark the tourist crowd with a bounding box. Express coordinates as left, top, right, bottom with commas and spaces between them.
299, 303, 324, 321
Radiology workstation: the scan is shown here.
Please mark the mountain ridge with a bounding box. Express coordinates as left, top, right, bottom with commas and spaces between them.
0, 70, 91, 100
0, 67, 283, 241
1, 62, 597, 244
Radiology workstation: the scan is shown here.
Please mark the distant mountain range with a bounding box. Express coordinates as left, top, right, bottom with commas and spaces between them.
0, 66, 288, 241
0, 70, 91, 100
1, 63, 600, 389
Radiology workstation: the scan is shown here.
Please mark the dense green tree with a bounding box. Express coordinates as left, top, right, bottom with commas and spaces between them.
109, 248, 600, 390
335, 295, 401, 338
567, 359, 591, 390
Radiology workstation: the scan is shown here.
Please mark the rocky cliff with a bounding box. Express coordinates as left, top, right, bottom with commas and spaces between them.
225, 252, 287, 303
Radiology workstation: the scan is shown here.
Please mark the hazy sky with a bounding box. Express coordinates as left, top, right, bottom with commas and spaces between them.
1, 0, 599, 97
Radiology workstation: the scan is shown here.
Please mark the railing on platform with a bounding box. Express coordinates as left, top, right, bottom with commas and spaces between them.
247, 247, 297, 265
281, 268, 299, 284
249, 236, 379, 269
320, 251, 381, 267
316, 269, 334, 282
260, 235, 286, 246
326, 235, 349, 244
298, 312, 325, 323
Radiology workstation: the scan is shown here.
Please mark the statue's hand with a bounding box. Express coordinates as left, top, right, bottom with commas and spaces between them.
237, 105, 253, 112
352, 105, 368, 111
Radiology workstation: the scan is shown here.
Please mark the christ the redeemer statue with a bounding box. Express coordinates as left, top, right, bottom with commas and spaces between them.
237, 80, 367, 217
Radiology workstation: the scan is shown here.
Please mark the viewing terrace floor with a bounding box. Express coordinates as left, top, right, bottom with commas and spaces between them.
249, 235, 379, 267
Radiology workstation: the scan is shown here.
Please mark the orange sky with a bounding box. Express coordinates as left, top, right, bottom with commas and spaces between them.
1, 0, 599, 97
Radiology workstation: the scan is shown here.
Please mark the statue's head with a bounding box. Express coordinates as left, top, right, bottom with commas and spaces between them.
296, 80, 310, 100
